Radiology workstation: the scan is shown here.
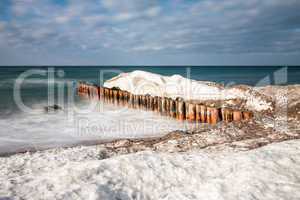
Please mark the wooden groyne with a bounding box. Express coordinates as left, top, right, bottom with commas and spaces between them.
77, 82, 253, 125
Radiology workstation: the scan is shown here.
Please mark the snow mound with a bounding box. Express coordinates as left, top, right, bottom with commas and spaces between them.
1, 140, 300, 200
104, 70, 272, 111
105, 70, 223, 100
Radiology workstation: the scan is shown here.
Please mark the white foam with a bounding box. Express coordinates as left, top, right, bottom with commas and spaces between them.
0, 100, 188, 154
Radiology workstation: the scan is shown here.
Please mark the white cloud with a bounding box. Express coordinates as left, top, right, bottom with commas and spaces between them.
0, 21, 6, 31
113, 12, 136, 22
81, 15, 107, 25
1, 0, 299, 56
144, 6, 161, 17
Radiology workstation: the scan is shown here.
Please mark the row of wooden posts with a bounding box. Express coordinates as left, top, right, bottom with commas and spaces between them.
78, 82, 253, 125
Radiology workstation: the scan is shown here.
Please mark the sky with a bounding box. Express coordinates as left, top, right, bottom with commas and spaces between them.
0, 0, 300, 66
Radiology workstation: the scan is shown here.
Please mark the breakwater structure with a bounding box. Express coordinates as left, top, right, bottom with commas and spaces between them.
77, 82, 253, 125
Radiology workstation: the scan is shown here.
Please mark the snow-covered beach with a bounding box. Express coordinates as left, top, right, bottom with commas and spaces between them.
1, 70, 300, 200
1, 139, 300, 200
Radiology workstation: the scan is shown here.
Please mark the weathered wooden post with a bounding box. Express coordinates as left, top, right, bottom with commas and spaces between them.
141, 95, 146, 109
91, 86, 96, 100
242, 111, 253, 121
210, 107, 220, 125
140, 95, 145, 109
233, 110, 242, 121
224, 108, 233, 122
129, 93, 134, 108
126, 92, 130, 107
177, 99, 186, 121
112, 89, 118, 105
157, 97, 162, 114
196, 104, 201, 122
81, 83, 84, 93
170, 99, 176, 118
103, 88, 107, 102
200, 105, 206, 123
161, 97, 167, 115
109, 88, 112, 103
99, 87, 103, 100
221, 107, 226, 122
149, 95, 152, 110
145, 95, 150, 110
153, 96, 158, 112
187, 103, 196, 122
87, 85, 91, 98
133, 94, 139, 109
118, 90, 124, 105
165, 98, 170, 115
78, 83, 81, 93
88, 85, 92, 99
206, 107, 212, 124
137, 94, 142, 109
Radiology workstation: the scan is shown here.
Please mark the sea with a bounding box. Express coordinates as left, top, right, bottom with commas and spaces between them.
0, 66, 299, 155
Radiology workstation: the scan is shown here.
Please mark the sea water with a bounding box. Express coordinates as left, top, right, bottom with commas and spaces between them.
0, 66, 299, 154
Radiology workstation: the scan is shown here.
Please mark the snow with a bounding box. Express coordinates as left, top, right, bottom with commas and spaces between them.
1, 140, 300, 200
104, 70, 272, 111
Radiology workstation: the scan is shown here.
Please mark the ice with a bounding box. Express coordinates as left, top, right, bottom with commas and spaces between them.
1, 140, 299, 200
104, 70, 272, 111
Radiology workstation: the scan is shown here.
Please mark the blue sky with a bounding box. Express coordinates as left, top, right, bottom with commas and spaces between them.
0, 0, 300, 65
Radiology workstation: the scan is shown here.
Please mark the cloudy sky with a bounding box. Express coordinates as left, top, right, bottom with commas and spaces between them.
0, 0, 300, 65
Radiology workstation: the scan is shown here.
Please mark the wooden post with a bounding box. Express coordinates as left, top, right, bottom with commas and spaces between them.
88, 85, 92, 99
109, 89, 113, 103
154, 96, 158, 111
145, 95, 150, 110
165, 98, 170, 115
206, 107, 211, 124
87, 85, 91, 99
129, 93, 134, 108
78, 83, 81, 93
224, 108, 233, 122
123, 91, 129, 107
142, 95, 147, 109
149, 96, 154, 111
156, 97, 161, 114
200, 105, 206, 123
187, 103, 196, 122
210, 107, 220, 125
177, 100, 185, 121
91, 86, 96, 100
99, 87, 104, 100
137, 95, 142, 109
140, 95, 144, 109
196, 104, 201, 122
133, 95, 139, 109
170, 99, 176, 118
118, 90, 124, 105
233, 110, 242, 121
161, 97, 167, 115
221, 107, 226, 122
113, 90, 118, 105
242, 111, 253, 121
